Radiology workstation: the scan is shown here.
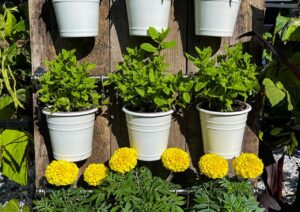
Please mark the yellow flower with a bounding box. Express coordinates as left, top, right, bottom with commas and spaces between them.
161, 148, 190, 172
233, 153, 264, 179
45, 160, 79, 186
199, 154, 228, 179
109, 147, 137, 174
83, 163, 108, 186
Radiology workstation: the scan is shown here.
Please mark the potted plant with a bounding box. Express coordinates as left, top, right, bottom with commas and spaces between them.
125, 0, 172, 36
186, 43, 259, 159
105, 27, 193, 161
37, 49, 103, 162
194, 0, 241, 37
52, 0, 100, 37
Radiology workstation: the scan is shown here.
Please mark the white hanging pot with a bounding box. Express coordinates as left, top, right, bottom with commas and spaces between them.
42, 108, 97, 162
52, 0, 100, 37
194, 0, 241, 37
196, 102, 251, 159
125, 0, 171, 36
123, 106, 173, 161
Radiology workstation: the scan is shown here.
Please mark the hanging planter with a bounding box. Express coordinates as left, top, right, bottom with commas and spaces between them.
197, 102, 251, 159
53, 0, 100, 37
194, 0, 241, 37
125, 0, 171, 36
123, 106, 173, 161
37, 49, 104, 162
42, 108, 97, 162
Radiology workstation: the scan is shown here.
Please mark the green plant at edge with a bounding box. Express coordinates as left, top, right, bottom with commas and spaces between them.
0, 129, 28, 186
37, 49, 104, 112
259, 14, 300, 155
186, 43, 259, 112
104, 27, 193, 112
0, 2, 30, 186
190, 177, 263, 212
0, 199, 30, 212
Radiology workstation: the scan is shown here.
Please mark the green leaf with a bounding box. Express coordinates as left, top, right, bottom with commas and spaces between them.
149, 69, 155, 83
263, 78, 286, 107
147, 27, 159, 40
135, 87, 145, 97
140, 43, 157, 53
0, 95, 13, 110
154, 97, 165, 107
161, 41, 176, 49
0, 199, 20, 212
183, 92, 191, 103
0, 130, 28, 185
270, 127, 282, 136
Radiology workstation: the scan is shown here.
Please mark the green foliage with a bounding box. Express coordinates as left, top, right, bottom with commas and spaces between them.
38, 49, 103, 112
0, 129, 28, 185
273, 15, 300, 43
190, 177, 263, 212
33, 188, 111, 212
0, 199, 30, 212
0, 2, 31, 186
186, 43, 259, 112
0, 3, 31, 111
260, 14, 300, 154
105, 27, 192, 112
34, 167, 185, 212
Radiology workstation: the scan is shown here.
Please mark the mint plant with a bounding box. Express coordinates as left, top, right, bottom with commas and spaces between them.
186, 43, 259, 112
105, 27, 193, 112
37, 49, 102, 112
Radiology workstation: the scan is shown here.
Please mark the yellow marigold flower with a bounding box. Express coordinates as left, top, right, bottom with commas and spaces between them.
109, 147, 137, 174
161, 148, 190, 172
83, 163, 108, 186
233, 153, 264, 179
199, 154, 228, 179
45, 160, 79, 186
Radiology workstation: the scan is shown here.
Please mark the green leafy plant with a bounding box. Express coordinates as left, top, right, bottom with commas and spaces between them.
258, 14, 300, 155
0, 199, 30, 212
37, 49, 103, 112
34, 167, 185, 212
0, 2, 31, 186
190, 177, 263, 212
0, 3, 31, 111
0, 129, 28, 185
186, 43, 259, 112
105, 27, 193, 112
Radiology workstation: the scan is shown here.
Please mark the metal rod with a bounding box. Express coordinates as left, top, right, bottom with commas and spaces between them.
35, 188, 193, 198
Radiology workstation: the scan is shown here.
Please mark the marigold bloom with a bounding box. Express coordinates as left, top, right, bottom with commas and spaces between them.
45, 160, 79, 186
233, 153, 264, 179
83, 163, 108, 186
199, 154, 228, 179
161, 148, 190, 172
109, 147, 137, 174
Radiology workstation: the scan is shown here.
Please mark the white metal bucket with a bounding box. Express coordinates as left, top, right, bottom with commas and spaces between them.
125, 0, 171, 36
43, 108, 97, 162
123, 106, 173, 161
194, 0, 241, 37
53, 0, 100, 37
196, 102, 251, 159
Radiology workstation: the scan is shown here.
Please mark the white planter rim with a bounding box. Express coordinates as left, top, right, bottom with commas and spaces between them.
196, 101, 251, 116
53, 0, 100, 2
42, 108, 97, 117
122, 106, 174, 117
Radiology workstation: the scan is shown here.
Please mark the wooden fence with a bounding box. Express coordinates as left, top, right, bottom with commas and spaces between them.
29, 0, 265, 187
